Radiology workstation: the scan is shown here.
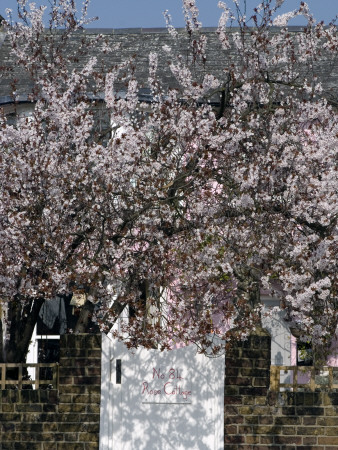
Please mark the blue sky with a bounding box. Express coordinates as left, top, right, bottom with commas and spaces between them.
3, 0, 337, 28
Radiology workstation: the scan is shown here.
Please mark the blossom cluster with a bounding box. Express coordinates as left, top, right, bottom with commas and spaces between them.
0, 0, 337, 358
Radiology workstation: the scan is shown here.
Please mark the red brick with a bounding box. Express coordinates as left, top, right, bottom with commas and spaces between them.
224, 415, 244, 424
302, 416, 317, 425
260, 436, 274, 444
253, 377, 269, 387
274, 436, 302, 445
224, 446, 251, 450
254, 447, 281, 450
73, 376, 101, 385
245, 435, 260, 444
259, 416, 273, 425
302, 436, 317, 445
245, 416, 259, 424
318, 436, 338, 445
275, 416, 301, 426
317, 416, 338, 426
225, 358, 252, 368
224, 396, 243, 405
224, 435, 245, 444
325, 426, 338, 435
296, 426, 324, 435
224, 425, 238, 434
238, 425, 253, 434
226, 377, 251, 386
282, 426, 297, 435
224, 406, 239, 415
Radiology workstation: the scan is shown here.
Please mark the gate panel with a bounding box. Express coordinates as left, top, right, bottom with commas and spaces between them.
100, 334, 224, 450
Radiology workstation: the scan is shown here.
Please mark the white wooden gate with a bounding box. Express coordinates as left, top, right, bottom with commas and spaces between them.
100, 334, 224, 450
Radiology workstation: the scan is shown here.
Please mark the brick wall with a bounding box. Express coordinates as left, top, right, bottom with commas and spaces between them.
224, 329, 338, 450
0, 334, 101, 450
1, 332, 338, 449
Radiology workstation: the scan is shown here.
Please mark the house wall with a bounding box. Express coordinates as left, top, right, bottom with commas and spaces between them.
1, 333, 338, 449
261, 298, 292, 367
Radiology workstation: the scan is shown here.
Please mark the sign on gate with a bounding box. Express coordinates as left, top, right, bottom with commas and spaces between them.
141, 365, 192, 404
100, 334, 224, 450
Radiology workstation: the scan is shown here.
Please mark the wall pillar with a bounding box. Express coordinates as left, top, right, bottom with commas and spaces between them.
224, 328, 272, 448
57, 334, 102, 449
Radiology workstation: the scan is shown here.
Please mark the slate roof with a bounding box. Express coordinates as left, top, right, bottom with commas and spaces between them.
0, 27, 337, 104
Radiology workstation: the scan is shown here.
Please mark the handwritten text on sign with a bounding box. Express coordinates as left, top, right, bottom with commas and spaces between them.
141, 368, 192, 403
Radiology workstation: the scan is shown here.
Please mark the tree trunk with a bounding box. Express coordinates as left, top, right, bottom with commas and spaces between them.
1, 296, 44, 363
